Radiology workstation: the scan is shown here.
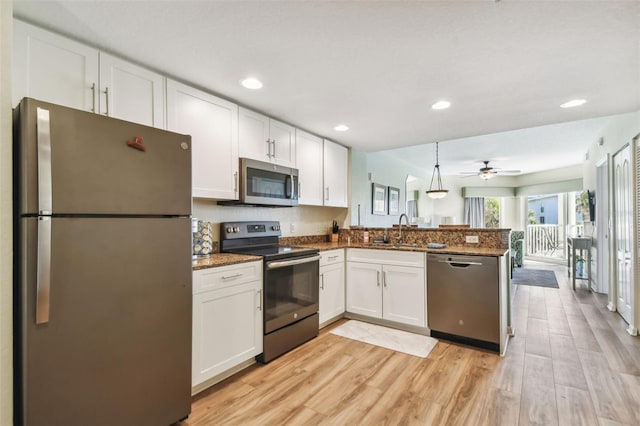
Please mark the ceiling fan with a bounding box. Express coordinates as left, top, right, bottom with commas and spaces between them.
460, 161, 521, 180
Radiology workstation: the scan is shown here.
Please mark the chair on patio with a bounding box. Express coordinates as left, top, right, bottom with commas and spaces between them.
510, 230, 524, 278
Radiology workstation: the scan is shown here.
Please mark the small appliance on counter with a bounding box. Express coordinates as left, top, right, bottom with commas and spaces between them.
220, 221, 320, 363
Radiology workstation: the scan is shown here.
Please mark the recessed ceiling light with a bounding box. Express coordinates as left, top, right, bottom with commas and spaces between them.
560, 99, 587, 108
431, 100, 451, 110
240, 77, 263, 90
334, 124, 349, 132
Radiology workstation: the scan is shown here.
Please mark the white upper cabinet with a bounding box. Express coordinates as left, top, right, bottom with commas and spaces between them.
166, 79, 239, 200
13, 20, 165, 129
239, 107, 296, 167
13, 19, 98, 112
323, 139, 349, 207
98, 53, 165, 128
295, 130, 324, 206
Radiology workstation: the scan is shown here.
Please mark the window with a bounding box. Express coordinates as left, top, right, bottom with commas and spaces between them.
540, 205, 545, 213
484, 197, 500, 228
540, 216, 546, 224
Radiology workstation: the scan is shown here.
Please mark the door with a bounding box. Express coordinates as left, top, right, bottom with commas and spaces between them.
613, 145, 633, 324
17, 217, 192, 426
192, 281, 262, 386
166, 79, 238, 200
270, 119, 296, 167
296, 130, 324, 206
238, 107, 270, 161
346, 262, 382, 318
319, 262, 345, 324
13, 19, 98, 111
99, 53, 165, 128
382, 264, 426, 327
323, 139, 348, 207
596, 157, 610, 294
17, 98, 191, 216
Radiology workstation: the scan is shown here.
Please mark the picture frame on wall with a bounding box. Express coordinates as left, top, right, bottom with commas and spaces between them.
372, 183, 387, 215
388, 186, 400, 215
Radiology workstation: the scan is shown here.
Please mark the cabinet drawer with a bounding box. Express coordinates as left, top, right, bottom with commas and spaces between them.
347, 248, 425, 268
193, 261, 262, 294
319, 249, 344, 267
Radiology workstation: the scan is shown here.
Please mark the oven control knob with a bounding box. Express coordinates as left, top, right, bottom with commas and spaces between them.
233, 226, 240, 233
226, 226, 233, 233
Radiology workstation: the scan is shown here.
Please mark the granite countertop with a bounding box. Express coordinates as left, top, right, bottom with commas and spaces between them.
192, 253, 262, 270
295, 242, 509, 257
192, 242, 508, 270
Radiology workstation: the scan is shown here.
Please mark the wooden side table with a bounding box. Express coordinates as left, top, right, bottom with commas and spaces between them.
567, 236, 592, 291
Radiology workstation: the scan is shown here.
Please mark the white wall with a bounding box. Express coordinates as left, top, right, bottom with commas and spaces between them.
0, 1, 13, 423
582, 110, 640, 328
193, 201, 348, 241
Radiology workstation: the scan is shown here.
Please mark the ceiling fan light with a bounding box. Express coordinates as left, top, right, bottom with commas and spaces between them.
480, 172, 494, 180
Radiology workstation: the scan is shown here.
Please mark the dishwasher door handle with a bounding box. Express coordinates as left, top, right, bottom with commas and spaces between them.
438, 260, 482, 268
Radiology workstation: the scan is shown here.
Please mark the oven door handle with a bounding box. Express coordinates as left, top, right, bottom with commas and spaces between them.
266, 255, 321, 270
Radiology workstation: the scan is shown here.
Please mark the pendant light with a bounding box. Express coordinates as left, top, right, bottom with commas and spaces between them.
426, 142, 448, 199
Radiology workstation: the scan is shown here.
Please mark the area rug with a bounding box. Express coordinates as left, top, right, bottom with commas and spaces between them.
512, 268, 559, 288
330, 320, 437, 358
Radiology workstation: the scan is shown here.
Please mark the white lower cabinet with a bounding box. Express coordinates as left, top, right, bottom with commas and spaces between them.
319, 249, 345, 326
192, 261, 262, 390
346, 249, 426, 328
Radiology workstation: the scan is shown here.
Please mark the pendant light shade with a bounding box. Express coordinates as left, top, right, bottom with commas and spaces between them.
426, 142, 448, 199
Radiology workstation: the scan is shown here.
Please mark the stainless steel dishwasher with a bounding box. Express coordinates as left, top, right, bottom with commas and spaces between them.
427, 254, 499, 351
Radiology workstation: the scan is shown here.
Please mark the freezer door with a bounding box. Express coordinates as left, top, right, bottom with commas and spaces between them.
15, 98, 191, 216
16, 217, 192, 426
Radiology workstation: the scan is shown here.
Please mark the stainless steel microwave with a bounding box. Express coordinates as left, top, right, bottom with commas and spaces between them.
239, 158, 299, 206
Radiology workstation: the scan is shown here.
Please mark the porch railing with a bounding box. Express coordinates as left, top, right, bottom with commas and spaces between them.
525, 224, 585, 260
526, 224, 565, 259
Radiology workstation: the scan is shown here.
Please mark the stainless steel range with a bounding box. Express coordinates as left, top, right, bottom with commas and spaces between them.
220, 221, 320, 363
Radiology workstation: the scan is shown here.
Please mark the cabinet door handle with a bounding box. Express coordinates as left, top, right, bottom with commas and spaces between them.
325, 187, 330, 201
234, 171, 238, 193
266, 139, 271, 158
328, 255, 339, 260
271, 139, 276, 159
320, 273, 324, 290
221, 273, 243, 280
90, 82, 96, 113
257, 289, 262, 311
103, 87, 109, 116
376, 270, 380, 287
383, 271, 387, 287
298, 182, 301, 199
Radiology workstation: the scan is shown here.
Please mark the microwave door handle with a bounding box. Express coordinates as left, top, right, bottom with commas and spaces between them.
285, 174, 293, 199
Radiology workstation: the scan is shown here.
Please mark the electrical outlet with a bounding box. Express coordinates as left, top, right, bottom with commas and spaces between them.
466, 235, 479, 243
290, 223, 296, 233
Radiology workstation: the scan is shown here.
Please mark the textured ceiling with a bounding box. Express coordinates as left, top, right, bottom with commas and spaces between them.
12, 0, 640, 175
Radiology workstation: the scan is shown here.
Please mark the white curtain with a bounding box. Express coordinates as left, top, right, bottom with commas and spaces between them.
407, 199, 418, 223
464, 197, 485, 228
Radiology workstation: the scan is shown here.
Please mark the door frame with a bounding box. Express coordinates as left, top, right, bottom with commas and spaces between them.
611, 140, 639, 336
596, 155, 611, 295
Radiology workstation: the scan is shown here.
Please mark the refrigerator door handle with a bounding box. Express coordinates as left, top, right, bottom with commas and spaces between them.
36, 217, 52, 324
36, 108, 53, 215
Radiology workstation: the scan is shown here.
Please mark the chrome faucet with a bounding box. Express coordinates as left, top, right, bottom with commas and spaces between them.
397, 213, 409, 243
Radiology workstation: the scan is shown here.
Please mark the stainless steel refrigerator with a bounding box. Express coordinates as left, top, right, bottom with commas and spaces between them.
14, 98, 193, 426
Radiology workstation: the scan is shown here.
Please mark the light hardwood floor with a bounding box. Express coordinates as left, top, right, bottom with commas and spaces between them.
181, 263, 640, 425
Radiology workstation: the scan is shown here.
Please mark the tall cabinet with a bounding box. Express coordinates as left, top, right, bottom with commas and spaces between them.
323, 140, 349, 207
296, 130, 325, 206
13, 19, 165, 129
166, 80, 239, 200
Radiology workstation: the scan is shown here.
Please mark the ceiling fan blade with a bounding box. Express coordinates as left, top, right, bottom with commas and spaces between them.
497, 169, 521, 174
